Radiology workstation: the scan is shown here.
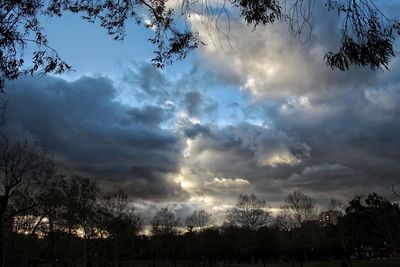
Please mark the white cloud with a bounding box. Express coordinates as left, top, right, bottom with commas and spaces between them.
205, 177, 250, 189
257, 150, 302, 167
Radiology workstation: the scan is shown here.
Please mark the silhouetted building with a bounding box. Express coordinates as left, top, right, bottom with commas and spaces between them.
319, 210, 342, 225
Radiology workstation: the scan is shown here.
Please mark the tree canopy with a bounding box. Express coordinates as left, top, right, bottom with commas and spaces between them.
225, 193, 271, 231
1, 0, 399, 90
276, 190, 318, 231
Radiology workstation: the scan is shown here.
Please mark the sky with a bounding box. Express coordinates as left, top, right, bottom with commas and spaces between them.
3, 1, 400, 223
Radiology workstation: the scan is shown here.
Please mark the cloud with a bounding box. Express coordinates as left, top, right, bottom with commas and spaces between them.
4, 76, 186, 200
288, 163, 358, 188
205, 177, 250, 191
190, 4, 388, 100
4, 0, 400, 220
184, 123, 310, 171
174, 122, 315, 208
183, 91, 218, 118
177, 2, 400, 206
123, 62, 170, 98
302, 163, 354, 177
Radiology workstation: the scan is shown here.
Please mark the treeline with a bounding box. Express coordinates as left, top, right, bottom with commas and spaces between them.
1, 138, 400, 267
0, 138, 142, 266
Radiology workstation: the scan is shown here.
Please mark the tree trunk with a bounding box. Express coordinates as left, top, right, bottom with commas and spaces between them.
0, 219, 4, 267
65, 225, 73, 267
113, 242, 117, 267
49, 215, 56, 267
152, 250, 156, 267
385, 223, 396, 255
84, 231, 88, 267
303, 248, 308, 262
340, 228, 346, 257
0, 195, 9, 267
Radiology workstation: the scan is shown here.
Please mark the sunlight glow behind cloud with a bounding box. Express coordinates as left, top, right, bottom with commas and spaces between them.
3, 1, 400, 223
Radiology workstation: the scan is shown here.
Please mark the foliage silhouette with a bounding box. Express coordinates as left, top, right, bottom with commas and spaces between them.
1, 1, 399, 90
276, 190, 319, 265
225, 193, 271, 231
98, 190, 142, 266
185, 209, 213, 232
277, 190, 318, 231
2, 175, 400, 266
0, 134, 398, 266
0, 137, 53, 266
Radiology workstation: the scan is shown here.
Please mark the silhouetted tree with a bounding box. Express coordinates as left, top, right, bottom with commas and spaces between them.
329, 199, 346, 213
185, 210, 214, 266
0, 0, 199, 90
58, 176, 100, 266
1, 1, 399, 91
185, 209, 213, 232
28, 174, 67, 266
276, 190, 318, 266
277, 190, 318, 231
0, 137, 53, 266
151, 207, 179, 236
151, 207, 180, 267
324, 0, 400, 71
341, 193, 400, 256
201, 228, 219, 267
327, 198, 348, 260
183, 0, 400, 71
98, 190, 142, 267
2, 187, 400, 266
225, 193, 271, 263
225, 193, 271, 231
255, 226, 278, 266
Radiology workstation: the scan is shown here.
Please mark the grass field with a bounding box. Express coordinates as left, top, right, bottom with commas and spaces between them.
225, 260, 400, 267
131, 259, 400, 267
137, 259, 400, 267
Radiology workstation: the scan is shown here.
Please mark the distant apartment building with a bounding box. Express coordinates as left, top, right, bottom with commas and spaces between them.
319, 210, 342, 225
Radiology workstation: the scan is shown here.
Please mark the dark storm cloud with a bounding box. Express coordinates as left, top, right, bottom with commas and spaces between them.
134, 200, 201, 224
181, 98, 400, 207
179, 1, 400, 207
120, 62, 219, 122
182, 90, 218, 118
186, 84, 400, 204
183, 122, 211, 138
124, 106, 169, 126
2, 1, 400, 216
184, 91, 203, 117
122, 62, 171, 103
249, 84, 400, 203
181, 122, 313, 203
270, 85, 400, 196
3, 76, 185, 200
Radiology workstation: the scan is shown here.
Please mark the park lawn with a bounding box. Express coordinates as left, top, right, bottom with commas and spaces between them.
136, 260, 400, 267
256, 259, 400, 267
306, 259, 399, 267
